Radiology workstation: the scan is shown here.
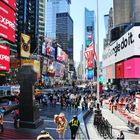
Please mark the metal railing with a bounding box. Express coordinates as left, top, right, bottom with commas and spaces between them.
94, 115, 113, 139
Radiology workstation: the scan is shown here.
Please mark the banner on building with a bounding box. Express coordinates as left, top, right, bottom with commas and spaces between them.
20, 33, 31, 58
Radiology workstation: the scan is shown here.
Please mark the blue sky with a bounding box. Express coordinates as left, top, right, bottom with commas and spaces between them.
71, 0, 112, 62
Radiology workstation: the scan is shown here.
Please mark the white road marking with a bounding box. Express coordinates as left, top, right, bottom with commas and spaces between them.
4, 120, 13, 124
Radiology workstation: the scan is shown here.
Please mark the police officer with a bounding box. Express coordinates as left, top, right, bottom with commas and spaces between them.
69, 115, 80, 140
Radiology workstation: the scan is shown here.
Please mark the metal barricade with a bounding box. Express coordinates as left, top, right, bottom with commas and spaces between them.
94, 115, 113, 139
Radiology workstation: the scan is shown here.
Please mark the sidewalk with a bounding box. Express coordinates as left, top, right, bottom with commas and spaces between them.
101, 104, 140, 139
1, 102, 82, 139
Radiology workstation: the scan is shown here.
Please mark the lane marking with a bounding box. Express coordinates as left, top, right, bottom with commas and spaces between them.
4, 120, 13, 124
44, 120, 54, 122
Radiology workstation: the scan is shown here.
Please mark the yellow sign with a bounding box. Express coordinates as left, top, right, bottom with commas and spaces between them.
21, 59, 40, 79
20, 33, 30, 58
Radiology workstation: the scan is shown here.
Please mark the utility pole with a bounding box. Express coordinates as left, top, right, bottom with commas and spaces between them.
96, 0, 100, 103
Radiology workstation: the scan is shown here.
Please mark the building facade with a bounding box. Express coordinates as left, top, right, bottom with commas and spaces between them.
56, 12, 73, 60
39, 0, 46, 37
84, 8, 95, 80
16, 0, 39, 54
103, 0, 140, 90
46, 0, 71, 39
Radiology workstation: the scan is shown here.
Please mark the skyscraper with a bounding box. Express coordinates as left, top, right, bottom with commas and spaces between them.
16, 0, 39, 54
46, 0, 71, 39
84, 8, 95, 80
56, 12, 73, 60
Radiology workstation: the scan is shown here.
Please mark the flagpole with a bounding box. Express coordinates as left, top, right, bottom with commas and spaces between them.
96, 0, 100, 103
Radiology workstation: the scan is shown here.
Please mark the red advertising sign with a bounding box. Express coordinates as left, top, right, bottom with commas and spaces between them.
0, 44, 10, 71
0, 1, 16, 43
1, 0, 16, 10
116, 61, 124, 79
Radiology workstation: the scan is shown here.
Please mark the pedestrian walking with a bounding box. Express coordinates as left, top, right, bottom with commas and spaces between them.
13, 109, 20, 128
69, 115, 80, 140
0, 113, 4, 132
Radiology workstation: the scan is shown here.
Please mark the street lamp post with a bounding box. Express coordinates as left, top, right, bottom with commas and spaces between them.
96, 0, 100, 103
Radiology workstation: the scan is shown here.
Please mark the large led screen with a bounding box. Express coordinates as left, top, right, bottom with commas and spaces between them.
1, 0, 16, 10
0, 44, 10, 71
87, 69, 93, 80
0, 1, 16, 42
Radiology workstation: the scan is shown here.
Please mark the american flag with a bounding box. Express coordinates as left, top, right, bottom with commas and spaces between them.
84, 41, 97, 60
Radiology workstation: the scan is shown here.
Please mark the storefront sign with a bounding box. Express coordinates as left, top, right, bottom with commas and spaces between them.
103, 26, 140, 67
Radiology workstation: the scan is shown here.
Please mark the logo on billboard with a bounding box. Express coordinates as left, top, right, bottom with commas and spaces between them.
0, 44, 10, 71
103, 32, 134, 59
20, 33, 31, 58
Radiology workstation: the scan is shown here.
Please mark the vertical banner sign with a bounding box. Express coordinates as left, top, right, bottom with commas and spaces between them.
20, 33, 31, 58
0, 44, 10, 71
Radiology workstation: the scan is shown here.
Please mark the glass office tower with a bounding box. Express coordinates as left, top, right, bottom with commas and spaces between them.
56, 12, 73, 60
46, 0, 71, 39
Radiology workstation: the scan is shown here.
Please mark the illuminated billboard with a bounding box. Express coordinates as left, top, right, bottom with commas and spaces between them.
20, 33, 31, 58
57, 47, 63, 61
0, 1, 16, 42
87, 69, 93, 80
0, 44, 10, 71
1, 0, 16, 10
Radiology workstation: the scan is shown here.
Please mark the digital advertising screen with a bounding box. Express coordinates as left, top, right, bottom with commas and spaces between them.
87, 69, 93, 80
57, 47, 63, 61
1, 0, 16, 10
0, 1, 16, 42
46, 46, 55, 59
0, 44, 10, 71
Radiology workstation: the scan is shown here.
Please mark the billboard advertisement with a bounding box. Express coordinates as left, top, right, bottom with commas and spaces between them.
1, 0, 16, 10
0, 1, 16, 43
10, 59, 21, 69
20, 33, 31, 58
47, 59, 55, 77
124, 58, 140, 78
0, 44, 10, 71
115, 62, 124, 79
42, 59, 47, 75
54, 62, 62, 77
87, 69, 93, 80
87, 59, 94, 68
57, 47, 63, 61
103, 26, 140, 68
46, 46, 55, 58
106, 64, 115, 79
